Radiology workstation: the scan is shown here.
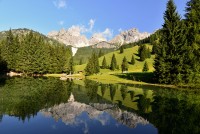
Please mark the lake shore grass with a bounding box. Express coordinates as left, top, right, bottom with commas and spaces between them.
44, 71, 199, 89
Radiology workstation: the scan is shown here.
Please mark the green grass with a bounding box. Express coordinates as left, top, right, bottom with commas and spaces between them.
98, 44, 155, 72
74, 44, 156, 85
75, 44, 154, 73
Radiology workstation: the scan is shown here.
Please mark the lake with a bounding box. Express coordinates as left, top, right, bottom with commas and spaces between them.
0, 77, 199, 134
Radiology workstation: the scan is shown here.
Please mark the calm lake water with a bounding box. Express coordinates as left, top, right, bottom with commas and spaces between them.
0, 77, 199, 134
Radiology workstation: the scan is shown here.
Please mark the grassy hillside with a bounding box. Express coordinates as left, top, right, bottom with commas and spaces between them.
75, 44, 154, 73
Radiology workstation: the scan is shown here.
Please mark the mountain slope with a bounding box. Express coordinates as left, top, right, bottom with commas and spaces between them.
75, 44, 154, 73
0, 28, 66, 46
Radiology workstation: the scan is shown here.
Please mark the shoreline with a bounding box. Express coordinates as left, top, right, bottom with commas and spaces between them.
3, 72, 199, 89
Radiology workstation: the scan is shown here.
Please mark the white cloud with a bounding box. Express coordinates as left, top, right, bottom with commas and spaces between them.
66, 19, 95, 34
58, 21, 64, 26
91, 28, 113, 41
118, 28, 123, 32
102, 28, 113, 39
63, 19, 113, 40
53, 0, 67, 9
88, 19, 95, 31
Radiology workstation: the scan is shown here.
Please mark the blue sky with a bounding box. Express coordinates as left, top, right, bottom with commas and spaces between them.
0, 0, 188, 38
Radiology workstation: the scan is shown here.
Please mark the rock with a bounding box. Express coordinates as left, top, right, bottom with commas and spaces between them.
47, 28, 90, 48
110, 28, 150, 46
47, 28, 150, 48
91, 41, 116, 49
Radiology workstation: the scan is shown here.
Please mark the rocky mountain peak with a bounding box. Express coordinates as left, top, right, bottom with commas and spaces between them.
47, 28, 150, 48
48, 28, 89, 48
110, 28, 150, 45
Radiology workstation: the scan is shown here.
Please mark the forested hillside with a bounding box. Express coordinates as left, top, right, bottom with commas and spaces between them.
0, 29, 72, 74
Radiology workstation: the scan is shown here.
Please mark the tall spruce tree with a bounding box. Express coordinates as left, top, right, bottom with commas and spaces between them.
102, 56, 107, 69
1, 29, 16, 71
154, 0, 185, 84
121, 56, 128, 73
110, 54, 117, 71
131, 55, 135, 65
184, 0, 200, 83
138, 45, 148, 61
68, 57, 74, 74
94, 53, 100, 73
120, 46, 124, 54
147, 47, 151, 58
85, 52, 100, 75
143, 61, 149, 72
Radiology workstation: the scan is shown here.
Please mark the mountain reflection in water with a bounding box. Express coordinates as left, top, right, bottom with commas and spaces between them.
41, 93, 149, 129
0, 77, 199, 134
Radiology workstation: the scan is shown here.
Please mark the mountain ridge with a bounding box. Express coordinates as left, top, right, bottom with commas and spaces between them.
47, 28, 150, 48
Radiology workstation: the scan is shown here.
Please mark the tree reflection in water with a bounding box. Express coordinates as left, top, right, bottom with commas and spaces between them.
0, 77, 199, 134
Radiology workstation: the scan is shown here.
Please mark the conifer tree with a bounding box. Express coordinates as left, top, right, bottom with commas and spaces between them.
110, 54, 117, 71
120, 46, 124, 54
94, 53, 100, 74
138, 45, 148, 61
85, 52, 100, 75
102, 56, 107, 69
184, 0, 200, 83
147, 47, 151, 58
1, 29, 15, 71
69, 57, 74, 74
131, 55, 135, 65
121, 56, 128, 73
143, 61, 149, 72
154, 0, 185, 84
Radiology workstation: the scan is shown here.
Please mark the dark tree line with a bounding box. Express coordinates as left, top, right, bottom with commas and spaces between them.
0, 30, 72, 74
154, 0, 200, 85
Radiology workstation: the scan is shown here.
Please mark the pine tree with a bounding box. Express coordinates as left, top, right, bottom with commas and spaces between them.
154, 0, 185, 84
131, 55, 135, 65
138, 45, 148, 61
94, 53, 100, 73
121, 56, 128, 73
143, 61, 149, 72
102, 56, 107, 69
120, 46, 124, 54
110, 54, 117, 71
69, 57, 74, 74
85, 57, 93, 76
147, 47, 151, 58
184, 0, 200, 83
140, 49, 146, 61
1, 29, 16, 71
85, 52, 100, 75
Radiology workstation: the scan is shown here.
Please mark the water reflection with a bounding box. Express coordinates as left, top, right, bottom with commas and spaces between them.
0, 77, 199, 134
41, 93, 149, 129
